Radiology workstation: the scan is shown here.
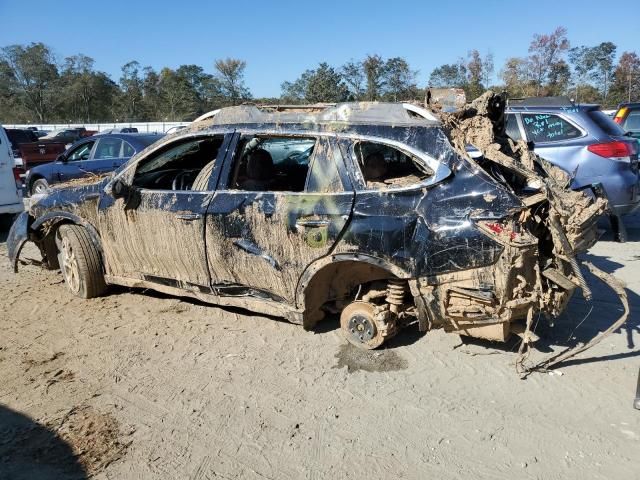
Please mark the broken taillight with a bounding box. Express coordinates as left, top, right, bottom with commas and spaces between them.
478, 221, 518, 241
587, 141, 633, 158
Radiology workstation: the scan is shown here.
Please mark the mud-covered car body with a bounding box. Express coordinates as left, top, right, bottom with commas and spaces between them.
7, 99, 609, 348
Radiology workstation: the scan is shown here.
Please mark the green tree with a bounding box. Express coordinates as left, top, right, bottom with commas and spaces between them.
157, 67, 199, 121
60, 54, 117, 122
466, 50, 484, 99
429, 62, 467, 88
214, 58, 251, 105
341, 59, 365, 100
118, 61, 144, 120
281, 70, 313, 103
383, 57, 417, 101
527, 26, 570, 95
610, 51, 640, 103
499, 57, 535, 97
569, 46, 595, 102
363, 54, 385, 101
481, 51, 494, 89
305, 63, 349, 103
0, 42, 59, 122
588, 42, 617, 103
547, 60, 571, 96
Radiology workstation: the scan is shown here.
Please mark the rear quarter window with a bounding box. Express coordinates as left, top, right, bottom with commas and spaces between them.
587, 110, 626, 136
622, 111, 640, 132
521, 113, 582, 143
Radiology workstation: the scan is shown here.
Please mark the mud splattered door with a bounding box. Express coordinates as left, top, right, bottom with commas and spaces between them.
99, 135, 229, 288
206, 134, 354, 302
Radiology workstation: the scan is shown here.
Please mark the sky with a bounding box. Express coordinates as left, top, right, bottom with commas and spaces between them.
1, 0, 638, 98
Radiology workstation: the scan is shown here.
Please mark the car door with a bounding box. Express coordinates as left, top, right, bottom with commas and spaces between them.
55, 140, 96, 182
205, 132, 354, 303
98, 133, 232, 289
87, 137, 126, 174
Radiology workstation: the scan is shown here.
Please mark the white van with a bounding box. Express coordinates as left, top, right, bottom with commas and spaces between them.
0, 126, 24, 227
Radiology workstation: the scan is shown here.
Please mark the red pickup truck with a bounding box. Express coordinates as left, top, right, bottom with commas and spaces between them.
12, 128, 97, 175
17, 142, 67, 174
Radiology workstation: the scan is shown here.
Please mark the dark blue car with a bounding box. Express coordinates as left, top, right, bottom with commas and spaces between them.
26, 133, 163, 195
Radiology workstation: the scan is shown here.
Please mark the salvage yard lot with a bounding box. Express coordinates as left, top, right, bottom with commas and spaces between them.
1, 219, 639, 479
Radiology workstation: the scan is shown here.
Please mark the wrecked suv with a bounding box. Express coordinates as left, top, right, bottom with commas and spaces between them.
7, 95, 612, 352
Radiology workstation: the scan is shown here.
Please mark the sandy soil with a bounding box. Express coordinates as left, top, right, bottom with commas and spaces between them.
0, 220, 639, 479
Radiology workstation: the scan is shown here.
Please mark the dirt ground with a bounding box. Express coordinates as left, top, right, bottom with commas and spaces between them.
0, 217, 639, 479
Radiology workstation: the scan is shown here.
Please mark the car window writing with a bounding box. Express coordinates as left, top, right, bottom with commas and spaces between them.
353, 141, 433, 189
521, 114, 582, 143
94, 138, 123, 159
67, 142, 95, 161
228, 136, 315, 192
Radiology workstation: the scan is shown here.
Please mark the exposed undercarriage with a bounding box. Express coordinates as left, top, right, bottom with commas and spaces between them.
337, 92, 628, 371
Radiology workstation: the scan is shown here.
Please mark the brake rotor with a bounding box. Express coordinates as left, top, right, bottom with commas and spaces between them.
340, 301, 386, 349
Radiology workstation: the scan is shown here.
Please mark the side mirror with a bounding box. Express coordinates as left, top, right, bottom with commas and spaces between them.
57, 154, 67, 162
110, 178, 130, 199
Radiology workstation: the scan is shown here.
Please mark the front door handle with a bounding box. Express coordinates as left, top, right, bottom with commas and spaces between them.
175, 213, 202, 221
295, 219, 330, 228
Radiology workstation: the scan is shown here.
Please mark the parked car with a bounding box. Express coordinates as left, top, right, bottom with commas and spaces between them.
39, 129, 85, 145
25, 133, 163, 195
505, 97, 639, 221
613, 102, 640, 142
4, 128, 39, 162
0, 126, 24, 228
17, 141, 67, 176
8, 101, 607, 351
96, 127, 139, 135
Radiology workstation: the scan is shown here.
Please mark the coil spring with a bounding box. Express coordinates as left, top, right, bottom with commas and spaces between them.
386, 279, 406, 306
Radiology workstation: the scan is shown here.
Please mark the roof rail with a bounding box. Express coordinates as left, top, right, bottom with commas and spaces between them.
192, 102, 438, 126
508, 96, 575, 107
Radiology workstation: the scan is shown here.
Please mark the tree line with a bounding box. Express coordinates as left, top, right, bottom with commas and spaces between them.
1, 27, 639, 124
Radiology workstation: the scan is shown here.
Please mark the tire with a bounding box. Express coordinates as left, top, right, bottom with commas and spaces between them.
31, 178, 49, 196
56, 224, 106, 298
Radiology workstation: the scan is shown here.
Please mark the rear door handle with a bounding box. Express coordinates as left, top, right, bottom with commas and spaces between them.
296, 219, 330, 228
175, 213, 202, 221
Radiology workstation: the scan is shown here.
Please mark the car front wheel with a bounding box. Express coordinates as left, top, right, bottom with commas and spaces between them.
56, 224, 106, 298
31, 178, 49, 196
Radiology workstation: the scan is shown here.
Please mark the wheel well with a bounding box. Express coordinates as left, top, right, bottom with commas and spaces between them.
301, 260, 399, 328
36, 219, 75, 270
35, 218, 102, 271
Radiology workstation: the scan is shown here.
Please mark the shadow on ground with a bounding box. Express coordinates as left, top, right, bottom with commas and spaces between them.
0, 404, 86, 479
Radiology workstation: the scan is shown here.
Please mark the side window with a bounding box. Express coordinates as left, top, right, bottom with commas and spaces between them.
132, 136, 224, 191
623, 111, 640, 132
352, 141, 433, 189
227, 136, 315, 192
94, 138, 123, 159
521, 113, 582, 143
505, 114, 522, 141
67, 141, 95, 162
122, 141, 135, 157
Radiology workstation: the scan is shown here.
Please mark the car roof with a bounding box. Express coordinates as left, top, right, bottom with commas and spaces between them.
197, 102, 440, 129
617, 102, 640, 109
84, 132, 163, 146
